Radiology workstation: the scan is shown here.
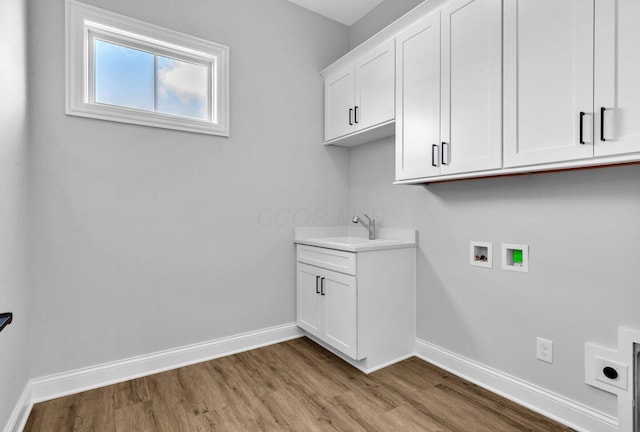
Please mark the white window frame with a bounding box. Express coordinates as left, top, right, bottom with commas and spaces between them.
66, 0, 229, 136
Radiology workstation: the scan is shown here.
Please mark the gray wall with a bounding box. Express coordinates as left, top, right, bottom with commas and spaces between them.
29, 0, 350, 377
349, 0, 424, 48
348, 138, 640, 416
0, 0, 30, 425
348, 0, 638, 417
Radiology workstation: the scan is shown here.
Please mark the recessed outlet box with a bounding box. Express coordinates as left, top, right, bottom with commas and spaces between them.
502, 243, 529, 272
470, 241, 492, 268
594, 356, 628, 389
585, 342, 629, 394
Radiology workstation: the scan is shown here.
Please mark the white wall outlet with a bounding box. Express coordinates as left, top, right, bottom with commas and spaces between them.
470, 241, 492, 268
536, 337, 553, 363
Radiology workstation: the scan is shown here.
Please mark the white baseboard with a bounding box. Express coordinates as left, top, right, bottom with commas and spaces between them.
4, 329, 620, 432
3, 383, 32, 432
415, 338, 618, 432
30, 323, 303, 403
303, 331, 414, 374
364, 353, 415, 374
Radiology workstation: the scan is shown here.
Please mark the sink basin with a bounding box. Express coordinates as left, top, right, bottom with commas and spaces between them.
294, 227, 416, 252
298, 236, 407, 252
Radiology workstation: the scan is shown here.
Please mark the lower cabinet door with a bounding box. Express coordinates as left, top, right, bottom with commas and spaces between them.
321, 270, 358, 359
297, 263, 322, 338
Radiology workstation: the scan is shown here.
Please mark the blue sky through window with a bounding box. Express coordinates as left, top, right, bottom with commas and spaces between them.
94, 40, 208, 120
95, 40, 154, 111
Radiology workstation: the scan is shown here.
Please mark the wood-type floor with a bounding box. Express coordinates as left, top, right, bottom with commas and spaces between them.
24, 337, 574, 431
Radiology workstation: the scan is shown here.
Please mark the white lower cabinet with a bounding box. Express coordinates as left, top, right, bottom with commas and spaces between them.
297, 263, 358, 359
297, 263, 323, 338
296, 244, 415, 370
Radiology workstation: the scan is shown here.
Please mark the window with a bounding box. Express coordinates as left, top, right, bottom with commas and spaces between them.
66, 0, 229, 136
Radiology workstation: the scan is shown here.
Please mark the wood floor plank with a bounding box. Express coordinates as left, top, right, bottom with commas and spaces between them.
24, 337, 575, 432
382, 402, 449, 432
111, 377, 151, 410
114, 400, 156, 432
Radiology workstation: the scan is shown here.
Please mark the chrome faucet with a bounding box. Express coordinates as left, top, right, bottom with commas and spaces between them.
352, 214, 376, 240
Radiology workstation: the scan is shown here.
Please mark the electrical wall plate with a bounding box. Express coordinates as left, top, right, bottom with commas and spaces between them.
536, 337, 553, 363
594, 355, 628, 389
585, 342, 628, 395
470, 241, 492, 268
501, 243, 529, 272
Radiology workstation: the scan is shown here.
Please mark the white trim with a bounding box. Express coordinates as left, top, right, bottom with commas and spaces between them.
65, 0, 229, 136
616, 327, 640, 432
415, 338, 618, 432
303, 331, 414, 374
3, 383, 32, 432
30, 323, 302, 403
364, 353, 415, 374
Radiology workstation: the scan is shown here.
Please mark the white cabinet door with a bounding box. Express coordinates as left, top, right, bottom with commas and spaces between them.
503, 0, 594, 167
594, 0, 640, 157
297, 263, 358, 359
321, 270, 358, 359
440, 0, 502, 175
325, 65, 356, 141
296, 263, 322, 338
395, 12, 442, 181
355, 39, 395, 131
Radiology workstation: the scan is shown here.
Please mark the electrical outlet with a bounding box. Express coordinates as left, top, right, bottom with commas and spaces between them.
537, 337, 553, 363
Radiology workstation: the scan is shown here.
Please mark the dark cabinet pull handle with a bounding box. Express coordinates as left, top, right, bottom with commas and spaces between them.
432, 144, 438, 167
349, 108, 353, 126
315, 276, 320, 294
579, 112, 586, 144
600, 107, 606, 142
354, 106, 359, 124
0, 312, 12, 333
320, 278, 326, 296
441, 142, 448, 165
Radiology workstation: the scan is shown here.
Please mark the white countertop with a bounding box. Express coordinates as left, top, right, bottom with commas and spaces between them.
294, 226, 416, 252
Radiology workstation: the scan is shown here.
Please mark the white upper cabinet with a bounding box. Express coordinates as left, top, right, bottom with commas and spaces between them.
323, 0, 640, 183
440, 0, 502, 175
355, 39, 396, 132
323, 40, 395, 145
395, 13, 442, 180
396, 0, 502, 181
503, 0, 595, 168
325, 65, 356, 142
594, 0, 640, 157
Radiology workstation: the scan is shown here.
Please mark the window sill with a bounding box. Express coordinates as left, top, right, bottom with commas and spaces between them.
66, 101, 229, 136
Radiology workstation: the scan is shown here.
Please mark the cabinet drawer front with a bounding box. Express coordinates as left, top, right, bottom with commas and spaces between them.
297, 245, 356, 276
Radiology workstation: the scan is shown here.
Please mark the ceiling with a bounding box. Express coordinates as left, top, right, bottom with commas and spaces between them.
287, 0, 385, 26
